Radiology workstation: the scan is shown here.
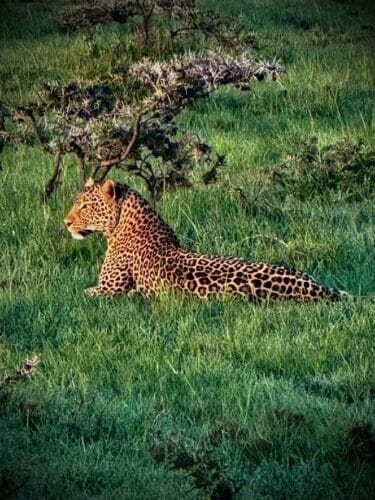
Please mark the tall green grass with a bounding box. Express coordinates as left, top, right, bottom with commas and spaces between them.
0, 0, 374, 498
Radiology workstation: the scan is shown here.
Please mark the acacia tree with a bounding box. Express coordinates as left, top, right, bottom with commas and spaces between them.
58, 0, 257, 50
0, 1, 280, 204
0, 53, 281, 204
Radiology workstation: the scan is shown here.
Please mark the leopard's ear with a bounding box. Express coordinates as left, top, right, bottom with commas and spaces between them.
85, 177, 95, 187
101, 179, 116, 201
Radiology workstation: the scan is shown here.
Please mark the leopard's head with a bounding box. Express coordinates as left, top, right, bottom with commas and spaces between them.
64, 179, 121, 239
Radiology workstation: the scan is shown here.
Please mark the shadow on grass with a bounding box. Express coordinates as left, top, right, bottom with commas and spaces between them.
0, 1, 58, 43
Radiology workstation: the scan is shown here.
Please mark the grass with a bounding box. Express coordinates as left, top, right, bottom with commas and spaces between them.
1, 0, 375, 498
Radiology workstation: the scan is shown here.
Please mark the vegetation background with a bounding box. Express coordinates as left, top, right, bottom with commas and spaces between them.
0, 0, 374, 498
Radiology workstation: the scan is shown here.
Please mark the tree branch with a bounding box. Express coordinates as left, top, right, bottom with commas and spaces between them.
43, 146, 63, 201
92, 112, 143, 181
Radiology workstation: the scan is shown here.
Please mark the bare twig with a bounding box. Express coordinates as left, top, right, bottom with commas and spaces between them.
1, 355, 41, 388
43, 147, 63, 200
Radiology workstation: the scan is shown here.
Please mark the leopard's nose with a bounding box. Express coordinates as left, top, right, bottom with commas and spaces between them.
64, 217, 73, 228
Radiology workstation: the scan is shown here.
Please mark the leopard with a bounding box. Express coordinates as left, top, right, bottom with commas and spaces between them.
64, 178, 346, 302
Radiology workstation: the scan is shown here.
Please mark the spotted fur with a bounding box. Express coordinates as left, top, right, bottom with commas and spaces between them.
64, 179, 343, 301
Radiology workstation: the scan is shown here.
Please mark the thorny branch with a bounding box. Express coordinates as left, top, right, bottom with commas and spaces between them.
58, 0, 257, 51
96, 112, 143, 180
0, 53, 282, 202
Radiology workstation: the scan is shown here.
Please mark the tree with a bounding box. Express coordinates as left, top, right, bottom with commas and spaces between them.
0, 53, 281, 204
58, 0, 257, 50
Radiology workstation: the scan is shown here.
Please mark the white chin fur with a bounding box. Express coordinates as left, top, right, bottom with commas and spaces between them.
72, 233, 84, 240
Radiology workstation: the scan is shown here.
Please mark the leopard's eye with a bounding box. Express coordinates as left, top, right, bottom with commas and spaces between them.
80, 203, 88, 210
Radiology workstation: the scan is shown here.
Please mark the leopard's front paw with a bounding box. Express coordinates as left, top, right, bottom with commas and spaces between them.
84, 286, 103, 297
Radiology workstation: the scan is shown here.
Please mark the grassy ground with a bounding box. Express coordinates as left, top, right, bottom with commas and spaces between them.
1, 0, 374, 498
